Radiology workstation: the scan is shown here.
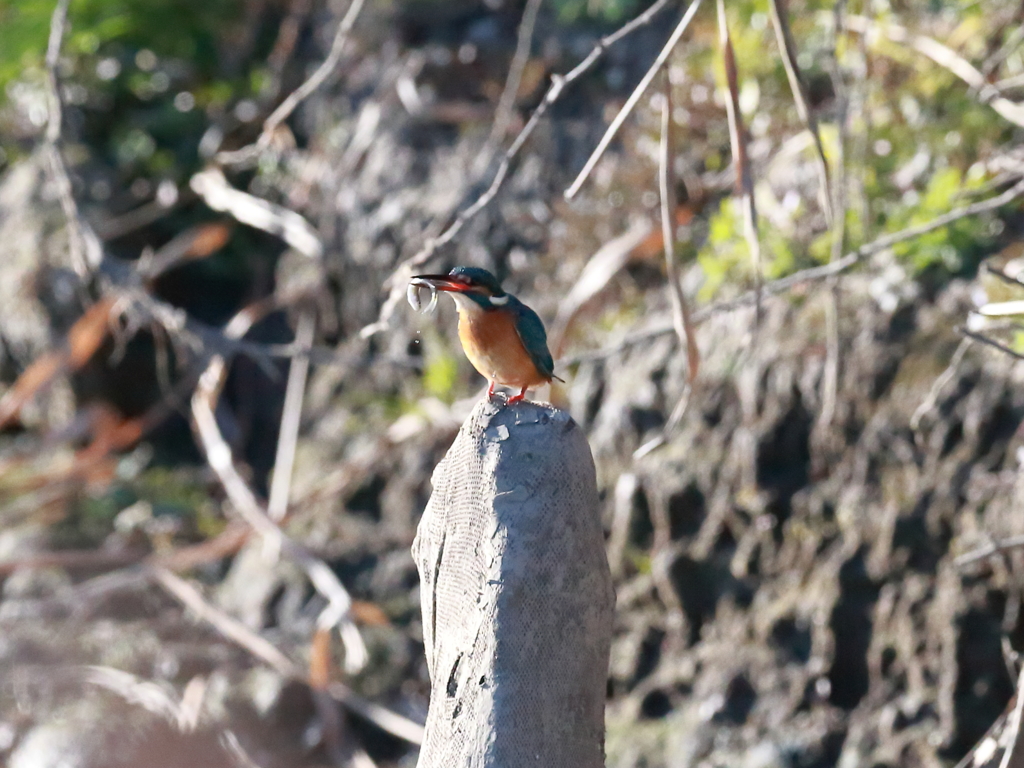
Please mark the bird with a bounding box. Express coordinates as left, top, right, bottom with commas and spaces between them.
410, 267, 561, 404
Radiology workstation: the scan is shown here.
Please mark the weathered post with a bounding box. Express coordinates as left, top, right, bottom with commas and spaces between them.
413, 399, 614, 768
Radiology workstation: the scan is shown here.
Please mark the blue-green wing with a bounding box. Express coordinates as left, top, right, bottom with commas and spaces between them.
510, 297, 555, 379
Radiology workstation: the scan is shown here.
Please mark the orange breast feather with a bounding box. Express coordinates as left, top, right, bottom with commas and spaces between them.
458, 309, 549, 388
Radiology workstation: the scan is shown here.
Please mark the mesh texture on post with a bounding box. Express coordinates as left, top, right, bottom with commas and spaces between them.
413, 399, 614, 768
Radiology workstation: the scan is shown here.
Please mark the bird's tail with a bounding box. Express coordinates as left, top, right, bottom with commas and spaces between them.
552, 374, 566, 383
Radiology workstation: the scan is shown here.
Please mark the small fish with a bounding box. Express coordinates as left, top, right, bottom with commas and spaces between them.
407, 278, 438, 314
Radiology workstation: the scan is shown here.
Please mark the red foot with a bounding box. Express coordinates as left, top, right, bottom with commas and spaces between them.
487, 381, 496, 399
507, 386, 528, 404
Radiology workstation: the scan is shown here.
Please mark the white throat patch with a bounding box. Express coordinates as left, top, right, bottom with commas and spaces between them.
449, 292, 481, 313
489, 294, 509, 306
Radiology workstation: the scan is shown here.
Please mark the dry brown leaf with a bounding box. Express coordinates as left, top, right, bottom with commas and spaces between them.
631, 206, 695, 262
0, 298, 116, 430
67, 297, 117, 367
309, 627, 334, 691
351, 600, 391, 627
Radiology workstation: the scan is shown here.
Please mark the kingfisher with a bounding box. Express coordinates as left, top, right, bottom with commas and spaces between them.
410, 267, 561, 403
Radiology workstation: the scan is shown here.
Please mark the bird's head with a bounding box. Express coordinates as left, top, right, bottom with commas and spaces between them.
411, 267, 509, 311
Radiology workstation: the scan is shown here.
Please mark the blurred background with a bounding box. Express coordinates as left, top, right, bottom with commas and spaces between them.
2, 0, 1024, 765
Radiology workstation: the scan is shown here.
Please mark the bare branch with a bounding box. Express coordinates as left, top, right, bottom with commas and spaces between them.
326, 681, 427, 746
986, 263, 1024, 290
818, 0, 849, 429
360, 0, 677, 337
484, 0, 544, 151
996, 72, 1024, 92
83, 666, 198, 730
153, 567, 298, 675
217, 0, 369, 165
982, 20, 1024, 78
659, 75, 699, 384
564, 0, 703, 201
956, 534, 1024, 567
0, 548, 146, 576
268, 310, 316, 522
152, 567, 426, 746
94, 184, 190, 241
910, 337, 971, 432
190, 168, 323, 259
547, 218, 653, 354
767, 0, 833, 226
566, 176, 1024, 364
999, 667, 1024, 768
717, 0, 761, 317
123, 284, 373, 373
43, 0, 102, 278
190, 305, 367, 674
633, 76, 703, 458
977, 300, 1024, 317
959, 328, 1024, 363
43, 0, 70, 146
845, 15, 1024, 129
854, 176, 1024, 255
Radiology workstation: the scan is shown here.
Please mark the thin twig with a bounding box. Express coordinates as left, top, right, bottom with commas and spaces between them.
152, 521, 251, 571
910, 337, 971, 432
151, 567, 426, 745
221, 730, 269, 768
83, 666, 265, 767
659, 75, 699, 383
191, 305, 367, 674
953, 695, 1017, 768
153, 567, 298, 675
818, 0, 849, 429
190, 168, 323, 259
987, 263, 1024, 290
999, 665, 1024, 768
630, 77, 704, 456
360, 0, 677, 337
83, 665, 201, 731
633, 74, 700, 459
851, 176, 1024, 257
120, 284, 359, 375
484, 0, 544, 151
94, 187, 191, 242
845, 15, 1024, 129
980, 300, 1024, 317
267, 0, 314, 74
996, 72, 1024, 91
0, 548, 147, 576
548, 217, 654, 354
565, 177, 1024, 364
43, 0, 102, 278
954, 536, 1024, 569
326, 681, 426, 746
564, 0, 703, 201
982, 22, 1024, 78
268, 310, 316, 522
767, 0, 833, 226
959, 328, 1024, 362
44, 0, 70, 146
717, 0, 761, 319
218, 0, 369, 165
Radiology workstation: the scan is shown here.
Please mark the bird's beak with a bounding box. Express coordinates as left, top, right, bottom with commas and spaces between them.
411, 274, 469, 292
